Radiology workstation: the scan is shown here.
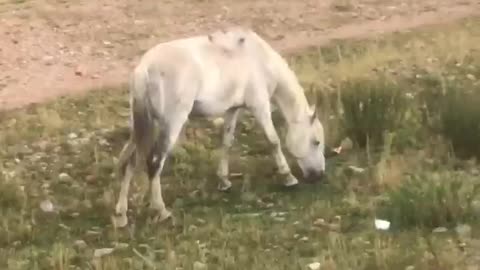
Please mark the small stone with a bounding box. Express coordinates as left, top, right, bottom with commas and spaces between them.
455, 224, 472, 239
307, 262, 321, 270
42, 55, 54, 65
59, 172, 71, 181
68, 133, 78, 139
114, 242, 129, 250
193, 261, 207, 270
466, 74, 476, 81
40, 200, 54, 212
212, 117, 224, 127
405, 266, 415, 270
74, 240, 87, 250
432, 227, 448, 233
75, 67, 85, 76
300, 236, 309, 241
94, 248, 114, 258
348, 166, 365, 174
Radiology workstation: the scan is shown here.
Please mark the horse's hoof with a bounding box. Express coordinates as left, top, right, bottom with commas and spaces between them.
150, 208, 173, 224
112, 214, 128, 228
283, 176, 299, 188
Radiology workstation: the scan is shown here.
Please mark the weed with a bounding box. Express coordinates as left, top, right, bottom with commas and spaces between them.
338, 75, 410, 149
377, 170, 480, 230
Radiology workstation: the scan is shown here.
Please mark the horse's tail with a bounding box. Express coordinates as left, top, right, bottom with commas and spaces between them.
130, 66, 155, 165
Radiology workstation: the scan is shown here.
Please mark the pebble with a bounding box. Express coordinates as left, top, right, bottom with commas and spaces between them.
94, 248, 114, 258
307, 262, 321, 270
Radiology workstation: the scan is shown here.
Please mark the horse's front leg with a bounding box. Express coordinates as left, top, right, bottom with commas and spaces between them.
251, 106, 299, 187
216, 108, 241, 191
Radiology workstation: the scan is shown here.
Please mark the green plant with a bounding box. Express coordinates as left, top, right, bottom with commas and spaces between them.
377, 171, 480, 230
439, 85, 480, 160
339, 76, 410, 149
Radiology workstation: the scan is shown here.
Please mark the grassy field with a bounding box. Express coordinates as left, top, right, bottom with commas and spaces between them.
1, 17, 480, 270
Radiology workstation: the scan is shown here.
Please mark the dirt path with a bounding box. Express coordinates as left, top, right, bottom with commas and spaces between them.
0, 0, 478, 111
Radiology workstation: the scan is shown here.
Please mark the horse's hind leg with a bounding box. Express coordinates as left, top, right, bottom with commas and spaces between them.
216, 108, 241, 191
113, 137, 136, 227
146, 110, 190, 223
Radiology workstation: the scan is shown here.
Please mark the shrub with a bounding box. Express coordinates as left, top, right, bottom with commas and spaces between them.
339, 76, 411, 149
377, 171, 480, 230
439, 86, 480, 160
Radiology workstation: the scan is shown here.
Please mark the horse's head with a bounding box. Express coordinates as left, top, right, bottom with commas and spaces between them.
285, 105, 337, 183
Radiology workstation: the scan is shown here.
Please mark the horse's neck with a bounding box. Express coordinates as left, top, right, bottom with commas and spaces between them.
252, 34, 309, 126
272, 64, 309, 127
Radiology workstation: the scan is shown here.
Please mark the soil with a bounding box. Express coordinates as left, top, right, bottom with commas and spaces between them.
0, 0, 478, 111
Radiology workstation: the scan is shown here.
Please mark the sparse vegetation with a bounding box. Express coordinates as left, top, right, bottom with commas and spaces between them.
1, 17, 480, 270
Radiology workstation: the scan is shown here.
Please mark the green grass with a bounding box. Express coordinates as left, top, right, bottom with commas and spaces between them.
1, 17, 480, 270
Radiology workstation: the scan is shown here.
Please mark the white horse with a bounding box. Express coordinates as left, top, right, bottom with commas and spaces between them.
113, 27, 336, 227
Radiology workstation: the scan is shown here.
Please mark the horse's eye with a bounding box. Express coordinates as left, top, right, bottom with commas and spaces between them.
312, 140, 320, 146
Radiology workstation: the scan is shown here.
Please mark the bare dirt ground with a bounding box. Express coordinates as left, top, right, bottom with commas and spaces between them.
0, 0, 478, 111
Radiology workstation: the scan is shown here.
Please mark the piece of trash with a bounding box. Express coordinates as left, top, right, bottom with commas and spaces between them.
307, 262, 321, 270
374, 219, 390, 230
432, 227, 448, 233
40, 200, 54, 212
94, 248, 114, 258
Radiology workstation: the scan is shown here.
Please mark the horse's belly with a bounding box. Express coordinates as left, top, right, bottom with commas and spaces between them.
189, 100, 242, 118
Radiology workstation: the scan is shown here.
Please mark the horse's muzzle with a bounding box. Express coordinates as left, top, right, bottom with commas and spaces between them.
305, 169, 326, 183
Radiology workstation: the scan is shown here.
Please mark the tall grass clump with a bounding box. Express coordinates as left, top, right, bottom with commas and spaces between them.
438, 86, 480, 160
377, 171, 480, 230
338, 76, 411, 149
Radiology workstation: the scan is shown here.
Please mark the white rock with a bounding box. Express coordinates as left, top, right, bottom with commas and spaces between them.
212, 117, 224, 127
432, 227, 448, 233
68, 133, 78, 139
348, 165, 365, 174
193, 261, 207, 270
455, 224, 472, 239
374, 219, 390, 230
74, 240, 87, 249
94, 248, 114, 258
40, 200, 54, 212
307, 262, 321, 270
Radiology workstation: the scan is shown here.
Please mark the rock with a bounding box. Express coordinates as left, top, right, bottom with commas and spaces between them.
42, 55, 54, 65
405, 266, 415, 270
212, 117, 224, 127
455, 224, 472, 239
114, 242, 129, 250
466, 74, 476, 81
40, 199, 54, 212
58, 172, 71, 181
75, 67, 85, 76
307, 262, 321, 270
193, 261, 207, 270
94, 248, 114, 258
74, 240, 87, 250
347, 165, 365, 174
432, 227, 448, 233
